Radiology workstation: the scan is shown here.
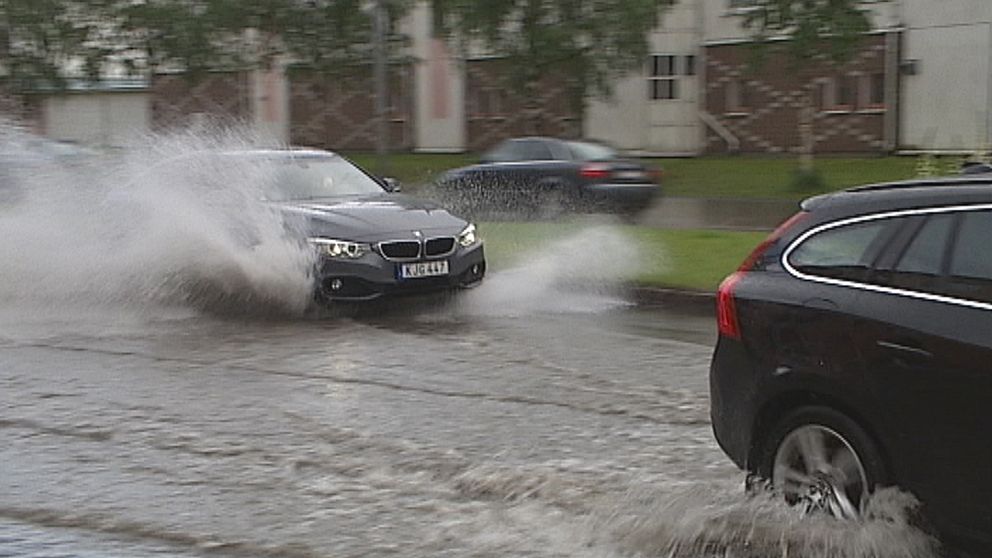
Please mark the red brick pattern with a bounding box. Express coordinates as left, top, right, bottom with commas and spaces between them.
289, 66, 413, 152
150, 72, 252, 130
465, 59, 581, 151
704, 36, 889, 154
0, 89, 42, 131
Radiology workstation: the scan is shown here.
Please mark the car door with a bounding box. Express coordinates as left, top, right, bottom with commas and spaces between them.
768, 216, 901, 399
856, 209, 992, 546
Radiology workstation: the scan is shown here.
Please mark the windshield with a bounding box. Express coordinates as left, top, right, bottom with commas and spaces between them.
263, 156, 386, 201
566, 141, 616, 161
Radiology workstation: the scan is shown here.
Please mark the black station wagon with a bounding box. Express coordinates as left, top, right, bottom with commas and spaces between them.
709, 175, 992, 553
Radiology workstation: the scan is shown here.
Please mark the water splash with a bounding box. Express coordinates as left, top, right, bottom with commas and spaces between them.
596, 485, 941, 558
456, 224, 648, 317
0, 126, 314, 318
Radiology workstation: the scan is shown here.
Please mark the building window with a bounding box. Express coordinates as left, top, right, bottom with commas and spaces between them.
858, 72, 886, 110
472, 88, 506, 117
819, 75, 857, 112
649, 55, 678, 100
726, 78, 750, 114
684, 55, 696, 76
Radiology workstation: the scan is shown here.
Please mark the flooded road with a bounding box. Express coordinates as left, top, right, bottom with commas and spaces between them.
0, 300, 938, 558
0, 127, 940, 557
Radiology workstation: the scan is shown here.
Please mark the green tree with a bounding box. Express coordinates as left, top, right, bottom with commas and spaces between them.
432, 0, 675, 135
0, 0, 411, 90
740, 0, 876, 174
0, 0, 112, 90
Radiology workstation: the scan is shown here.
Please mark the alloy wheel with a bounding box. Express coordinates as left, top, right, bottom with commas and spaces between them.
772, 424, 870, 520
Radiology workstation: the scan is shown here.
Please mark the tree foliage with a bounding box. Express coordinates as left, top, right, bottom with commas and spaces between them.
0, 0, 410, 91
741, 0, 874, 65
432, 0, 675, 116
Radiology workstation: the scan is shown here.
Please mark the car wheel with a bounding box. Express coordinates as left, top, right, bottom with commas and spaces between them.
755, 406, 887, 520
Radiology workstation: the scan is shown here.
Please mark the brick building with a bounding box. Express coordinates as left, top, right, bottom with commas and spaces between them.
8, 1, 992, 156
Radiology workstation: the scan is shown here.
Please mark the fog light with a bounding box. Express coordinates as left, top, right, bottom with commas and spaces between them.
330, 279, 343, 291
471, 264, 481, 275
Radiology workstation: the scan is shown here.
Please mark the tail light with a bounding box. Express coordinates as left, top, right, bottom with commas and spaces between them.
580, 163, 611, 180
716, 211, 809, 340
717, 273, 743, 339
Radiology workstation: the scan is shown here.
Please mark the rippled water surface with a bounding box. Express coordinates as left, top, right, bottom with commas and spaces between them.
0, 126, 941, 557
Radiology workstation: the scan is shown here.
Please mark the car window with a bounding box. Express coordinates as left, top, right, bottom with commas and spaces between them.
484, 140, 527, 162
262, 156, 386, 200
567, 141, 617, 161
946, 210, 992, 304
788, 220, 890, 282
878, 213, 956, 293
516, 140, 553, 161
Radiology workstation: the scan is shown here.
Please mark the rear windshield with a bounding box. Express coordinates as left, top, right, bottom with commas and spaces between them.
566, 141, 616, 161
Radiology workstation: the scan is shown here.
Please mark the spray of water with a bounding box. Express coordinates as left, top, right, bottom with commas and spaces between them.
594, 485, 941, 558
0, 125, 315, 317
456, 224, 647, 317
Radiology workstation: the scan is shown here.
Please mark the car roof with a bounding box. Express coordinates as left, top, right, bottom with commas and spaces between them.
803, 176, 992, 217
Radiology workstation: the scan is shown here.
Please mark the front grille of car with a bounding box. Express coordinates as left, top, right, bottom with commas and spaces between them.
425, 237, 456, 257
378, 240, 421, 261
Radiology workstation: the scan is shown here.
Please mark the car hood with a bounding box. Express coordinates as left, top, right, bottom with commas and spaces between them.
276, 194, 469, 242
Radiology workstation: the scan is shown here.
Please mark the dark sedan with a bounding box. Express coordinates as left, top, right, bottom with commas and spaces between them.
709, 176, 992, 553
248, 149, 486, 302
435, 137, 660, 217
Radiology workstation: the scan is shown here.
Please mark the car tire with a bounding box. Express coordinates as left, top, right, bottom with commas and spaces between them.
753, 405, 888, 520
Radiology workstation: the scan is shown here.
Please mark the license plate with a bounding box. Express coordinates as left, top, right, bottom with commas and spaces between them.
616, 170, 646, 180
400, 260, 449, 279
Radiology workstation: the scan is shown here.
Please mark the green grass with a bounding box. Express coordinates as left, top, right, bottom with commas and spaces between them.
342, 151, 939, 200
651, 156, 921, 199
480, 221, 768, 292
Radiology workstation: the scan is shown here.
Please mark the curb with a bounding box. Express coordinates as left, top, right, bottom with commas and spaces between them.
631, 285, 716, 315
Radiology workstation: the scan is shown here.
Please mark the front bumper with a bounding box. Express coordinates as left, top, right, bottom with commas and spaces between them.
315, 242, 486, 302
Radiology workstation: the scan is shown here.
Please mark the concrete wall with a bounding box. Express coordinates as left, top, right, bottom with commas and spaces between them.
43, 92, 150, 147
586, 2, 702, 154
409, 2, 466, 153
899, 1, 992, 151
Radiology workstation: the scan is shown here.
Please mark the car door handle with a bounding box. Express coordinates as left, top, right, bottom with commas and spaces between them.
876, 340, 933, 361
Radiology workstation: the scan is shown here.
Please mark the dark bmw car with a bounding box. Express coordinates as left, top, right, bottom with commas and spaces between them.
436, 136, 660, 216
247, 149, 485, 302
710, 176, 992, 552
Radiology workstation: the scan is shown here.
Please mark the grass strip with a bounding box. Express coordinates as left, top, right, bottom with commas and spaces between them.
479, 221, 768, 292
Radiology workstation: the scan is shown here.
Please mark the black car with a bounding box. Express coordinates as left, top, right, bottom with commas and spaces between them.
709, 176, 992, 551
436, 137, 660, 216
243, 149, 486, 302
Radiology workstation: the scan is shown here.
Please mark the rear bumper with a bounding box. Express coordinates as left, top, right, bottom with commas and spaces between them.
709, 336, 760, 471
316, 243, 486, 302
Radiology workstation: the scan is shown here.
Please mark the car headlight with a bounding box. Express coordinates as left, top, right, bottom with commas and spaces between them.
458, 224, 478, 247
308, 237, 368, 259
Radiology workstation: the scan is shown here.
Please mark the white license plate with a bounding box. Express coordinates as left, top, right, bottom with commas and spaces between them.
616, 170, 646, 180
400, 260, 449, 279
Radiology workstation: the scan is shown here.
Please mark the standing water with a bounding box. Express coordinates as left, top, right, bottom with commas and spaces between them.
0, 125, 943, 557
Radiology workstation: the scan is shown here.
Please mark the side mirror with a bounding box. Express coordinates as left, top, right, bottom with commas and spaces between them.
382, 177, 401, 192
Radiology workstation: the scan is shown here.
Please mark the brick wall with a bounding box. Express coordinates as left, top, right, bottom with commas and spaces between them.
0, 87, 43, 131
704, 36, 890, 154
150, 72, 252, 130
289, 65, 413, 152
465, 59, 581, 152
